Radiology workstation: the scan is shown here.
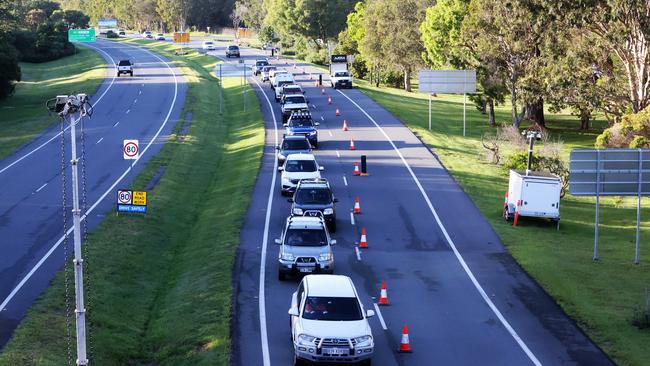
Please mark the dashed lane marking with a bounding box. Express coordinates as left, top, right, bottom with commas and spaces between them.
35, 183, 47, 193
96, 137, 104, 144
373, 303, 388, 330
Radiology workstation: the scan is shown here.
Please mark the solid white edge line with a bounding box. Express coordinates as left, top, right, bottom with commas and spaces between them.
350, 211, 355, 226
0, 41, 179, 313
35, 183, 47, 193
342, 175, 347, 186
337, 90, 542, 366
373, 303, 388, 330
252, 76, 275, 366
354, 247, 361, 261
0, 42, 118, 176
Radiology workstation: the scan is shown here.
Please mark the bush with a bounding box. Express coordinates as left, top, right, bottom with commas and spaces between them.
14, 21, 74, 63
596, 106, 650, 148
0, 35, 21, 99
631, 289, 650, 330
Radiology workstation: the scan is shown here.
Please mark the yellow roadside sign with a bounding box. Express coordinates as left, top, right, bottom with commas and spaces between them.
174, 32, 190, 43
132, 191, 147, 205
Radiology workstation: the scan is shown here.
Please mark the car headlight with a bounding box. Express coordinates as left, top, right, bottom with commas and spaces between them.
354, 335, 373, 348
286, 130, 295, 135
293, 208, 303, 215
309, 131, 317, 135
297, 334, 316, 346
323, 208, 333, 215
281, 252, 294, 261
318, 253, 332, 261
278, 153, 286, 160
282, 176, 290, 183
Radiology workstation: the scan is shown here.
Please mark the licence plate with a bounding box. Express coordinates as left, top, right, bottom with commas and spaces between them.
299, 267, 313, 273
325, 348, 348, 355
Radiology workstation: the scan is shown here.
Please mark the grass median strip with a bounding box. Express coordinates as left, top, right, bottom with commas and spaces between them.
0, 46, 106, 160
356, 80, 650, 366
0, 40, 264, 365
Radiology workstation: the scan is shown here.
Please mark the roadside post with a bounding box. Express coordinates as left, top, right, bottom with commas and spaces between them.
45, 94, 94, 366
418, 70, 476, 136
570, 148, 650, 264
219, 63, 223, 114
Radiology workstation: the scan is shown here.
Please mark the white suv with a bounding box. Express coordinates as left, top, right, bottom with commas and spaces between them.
279, 153, 323, 195
289, 275, 374, 365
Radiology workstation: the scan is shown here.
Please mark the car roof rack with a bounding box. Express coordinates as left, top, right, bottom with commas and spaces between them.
289, 110, 312, 119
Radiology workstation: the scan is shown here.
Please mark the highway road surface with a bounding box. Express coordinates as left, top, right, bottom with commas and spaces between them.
192, 41, 616, 365
0, 39, 186, 347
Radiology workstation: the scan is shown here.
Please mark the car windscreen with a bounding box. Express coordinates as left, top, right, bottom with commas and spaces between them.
335, 71, 349, 77
228, 46, 239, 50
118, 60, 131, 66
282, 139, 310, 150
264, 66, 276, 72
204, 42, 213, 45
302, 297, 363, 321
284, 96, 305, 104
285, 159, 317, 172
290, 119, 314, 128
295, 188, 331, 204
278, 80, 293, 87
283, 87, 301, 94
284, 228, 328, 247
257, 61, 269, 66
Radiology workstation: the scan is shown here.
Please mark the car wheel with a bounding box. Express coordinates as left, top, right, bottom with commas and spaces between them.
293, 353, 305, 366
313, 141, 318, 149
278, 271, 286, 281
359, 359, 371, 366
329, 220, 336, 233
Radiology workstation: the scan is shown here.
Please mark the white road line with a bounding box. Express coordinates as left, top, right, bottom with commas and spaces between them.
0, 41, 180, 315
336, 150, 341, 158
328, 130, 333, 137
337, 90, 542, 366
252, 77, 274, 366
320, 115, 324, 121
96, 137, 104, 144
139, 90, 142, 95
350, 211, 355, 226
113, 121, 120, 127
0, 42, 118, 176
126, 109, 130, 114
343, 175, 347, 186
35, 183, 47, 193
134, 99, 138, 104
355, 247, 361, 261
312, 104, 317, 109
373, 303, 388, 330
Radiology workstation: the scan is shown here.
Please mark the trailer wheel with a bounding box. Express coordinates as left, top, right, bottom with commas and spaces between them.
503, 207, 512, 222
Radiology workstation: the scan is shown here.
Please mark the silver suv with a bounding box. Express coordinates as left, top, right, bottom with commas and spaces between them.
275, 215, 335, 280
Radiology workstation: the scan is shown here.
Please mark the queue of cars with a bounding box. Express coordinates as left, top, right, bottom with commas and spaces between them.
256, 62, 373, 365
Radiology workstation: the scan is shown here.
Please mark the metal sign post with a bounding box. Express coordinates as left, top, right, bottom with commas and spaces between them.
219, 64, 223, 114
428, 93, 432, 131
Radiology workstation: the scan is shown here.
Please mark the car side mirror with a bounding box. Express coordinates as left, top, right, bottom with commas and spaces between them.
274, 238, 282, 245
333, 198, 339, 203
330, 239, 337, 245
278, 166, 284, 171
366, 309, 375, 318
319, 166, 324, 171
287, 198, 294, 203
288, 307, 299, 316
314, 122, 320, 126
283, 123, 288, 127
275, 146, 280, 150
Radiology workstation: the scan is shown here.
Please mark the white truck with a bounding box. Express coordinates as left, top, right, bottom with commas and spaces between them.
329, 54, 352, 89
116, 59, 133, 77
504, 170, 561, 227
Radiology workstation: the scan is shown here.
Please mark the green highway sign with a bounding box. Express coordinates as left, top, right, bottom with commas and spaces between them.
68, 28, 96, 42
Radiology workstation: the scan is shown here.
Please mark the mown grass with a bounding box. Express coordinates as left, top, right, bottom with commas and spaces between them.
0, 40, 264, 365
0, 46, 106, 160
356, 79, 650, 366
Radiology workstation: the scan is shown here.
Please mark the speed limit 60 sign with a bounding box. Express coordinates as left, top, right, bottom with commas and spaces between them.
123, 139, 139, 160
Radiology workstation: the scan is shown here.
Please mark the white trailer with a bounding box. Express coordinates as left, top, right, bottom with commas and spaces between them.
504, 170, 561, 227
329, 54, 352, 89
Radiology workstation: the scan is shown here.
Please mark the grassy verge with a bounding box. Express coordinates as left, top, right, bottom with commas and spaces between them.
0, 46, 106, 160
0, 40, 264, 365
355, 79, 650, 366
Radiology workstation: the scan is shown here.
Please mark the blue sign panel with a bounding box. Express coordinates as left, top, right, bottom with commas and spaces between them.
98, 19, 118, 27
118, 204, 147, 213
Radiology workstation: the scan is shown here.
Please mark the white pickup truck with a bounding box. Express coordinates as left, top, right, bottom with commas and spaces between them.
117, 60, 133, 77
329, 55, 352, 89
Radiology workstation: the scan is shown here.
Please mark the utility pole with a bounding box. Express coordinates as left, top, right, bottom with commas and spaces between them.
47, 94, 92, 366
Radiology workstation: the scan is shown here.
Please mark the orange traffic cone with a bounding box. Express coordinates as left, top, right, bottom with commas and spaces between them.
513, 200, 521, 226
315, 81, 319, 87
378, 281, 389, 305
328, 96, 332, 105
399, 325, 412, 352
321, 88, 325, 95
353, 162, 360, 176
309, 73, 313, 80
349, 138, 356, 150
336, 108, 341, 116
342, 119, 349, 131
293, 62, 296, 69
353, 197, 361, 214
359, 228, 368, 248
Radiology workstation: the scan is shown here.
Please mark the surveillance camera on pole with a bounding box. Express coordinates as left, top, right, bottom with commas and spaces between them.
46, 93, 93, 366
522, 130, 543, 175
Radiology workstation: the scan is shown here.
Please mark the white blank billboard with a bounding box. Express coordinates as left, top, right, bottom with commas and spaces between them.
418, 69, 476, 94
